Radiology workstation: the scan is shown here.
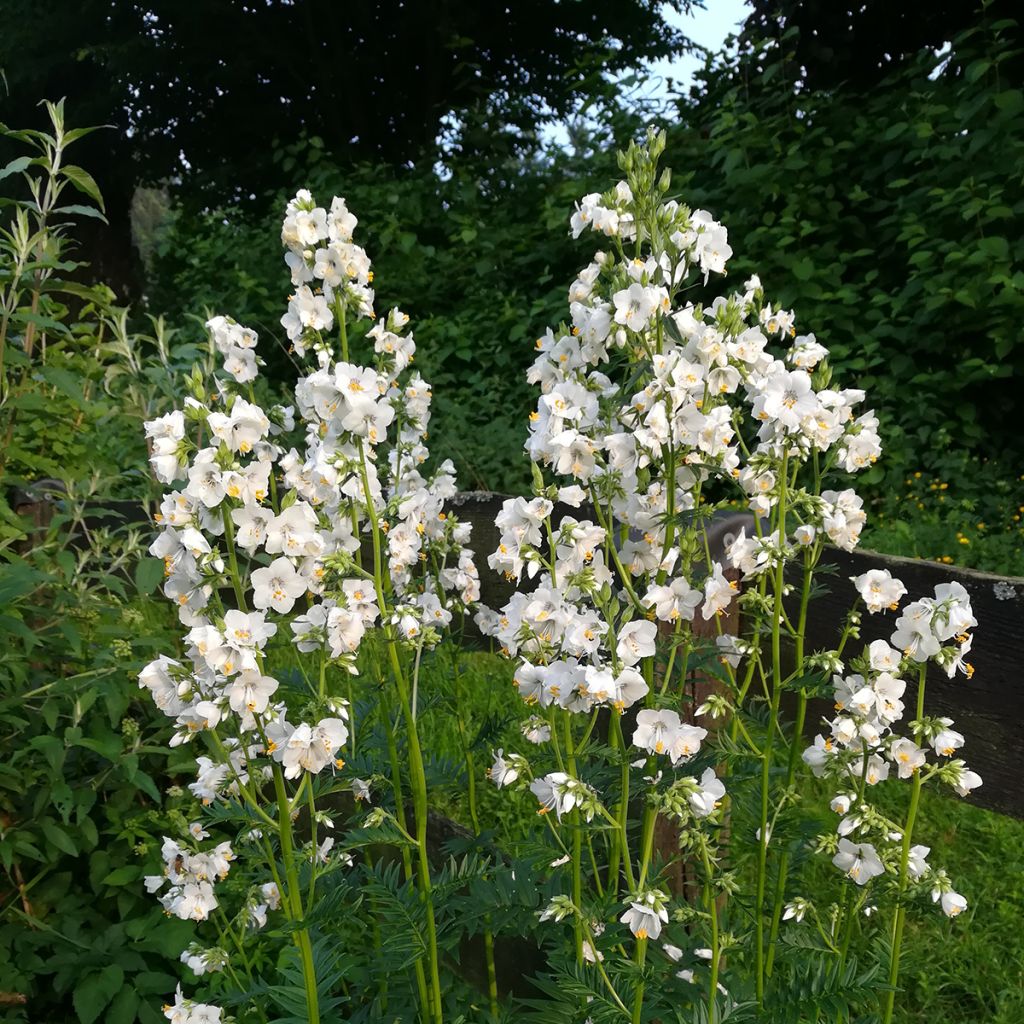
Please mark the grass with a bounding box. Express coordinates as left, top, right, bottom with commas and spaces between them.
412, 468, 1024, 1021
863, 457, 1024, 577
860, 465, 1024, 1020
894, 789, 1024, 1024
420, 644, 1024, 1023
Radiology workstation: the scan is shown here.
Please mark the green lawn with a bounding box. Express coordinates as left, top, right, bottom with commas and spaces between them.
422, 646, 1024, 1023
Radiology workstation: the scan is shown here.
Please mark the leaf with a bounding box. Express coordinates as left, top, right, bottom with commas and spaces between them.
101, 865, 142, 887
0, 155, 32, 181
40, 820, 78, 857
29, 733, 65, 771
73, 965, 124, 1024
134, 557, 164, 596
63, 124, 112, 145
965, 59, 991, 83
105, 987, 138, 1024
0, 561, 46, 603
52, 203, 108, 223
60, 164, 105, 212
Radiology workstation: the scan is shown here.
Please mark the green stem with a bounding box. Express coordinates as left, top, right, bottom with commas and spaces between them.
453, 649, 500, 1020
358, 443, 443, 1024
881, 666, 928, 1024
756, 447, 789, 1005
631, 937, 648, 1024
700, 842, 721, 1024
220, 506, 248, 612
271, 765, 319, 1024
563, 714, 584, 964
380, 686, 432, 1018
765, 554, 815, 975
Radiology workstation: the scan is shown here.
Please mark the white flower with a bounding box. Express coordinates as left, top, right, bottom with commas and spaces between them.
632, 709, 682, 757
939, 891, 967, 918
907, 845, 931, 880
783, 898, 809, 922
932, 721, 965, 757
616, 620, 657, 666
643, 577, 701, 622
702, 563, 736, 620
226, 671, 279, 719
274, 718, 348, 779
487, 749, 519, 789
689, 768, 726, 817
207, 398, 269, 454
853, 569, 907, 613
754, 369, 816, 431
891, 600, 942, 662
186, 449, 226, 508
830, 794, 855, 815
951, 765, 983, 798
251, 557, 307, 613
522, 716, 552, 744
832, 840, 885, 886
890, 737, 926, 779
265, 502, 322, 557
612, 282, 659, 332
670, 723, 708, 765
529, 772, 594, 821
281, 285, 333, 341
620, 893, 669, 941
165, 880, 218, 921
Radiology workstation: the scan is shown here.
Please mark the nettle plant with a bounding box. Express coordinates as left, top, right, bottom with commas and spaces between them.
478, 130, 982, 1023
139, 192, 483, 1024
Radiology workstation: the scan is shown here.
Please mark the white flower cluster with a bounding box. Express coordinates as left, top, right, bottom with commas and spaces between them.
163, 985, 223, 1024
802, 573, 980, 914
140, 189, 480, 1016
483, 130, 982, 999
483, 168, 886, 806
145, 835, 234, 922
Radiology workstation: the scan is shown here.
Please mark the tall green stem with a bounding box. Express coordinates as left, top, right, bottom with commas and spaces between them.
765, 553, 816, 974
380, 685, 431, 1018
359, 443, 443, 1024
881, 665, 928, 1024
271, 764, 320, 1023
700, 842, 721, 1024
452, 651, 500, 1019
756, 447, 789, 1004
561, 713, 584, 963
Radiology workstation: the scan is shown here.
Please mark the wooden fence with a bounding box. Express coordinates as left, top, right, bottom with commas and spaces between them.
454, 492, 1024, 818
16, 484, 1024, 817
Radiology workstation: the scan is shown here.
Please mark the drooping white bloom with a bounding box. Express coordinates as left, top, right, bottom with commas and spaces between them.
688, 768, 726, 817
250, 557, 307, 614
273, 718, 349, 779
529, 772, 594, 821
890, 737, 926, 779
907, 845, 931, 880
487, 749, 520, 789
832, 840, 885, 886
643, 577, 702, 622
620, 891, 669, 941
853, 569, 907, 613
939, 891, 967, 918
702, 563, 736, 620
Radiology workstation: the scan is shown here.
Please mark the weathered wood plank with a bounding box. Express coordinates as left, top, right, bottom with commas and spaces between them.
797, 546, 1024, 818
25, 488, 1022, 816
450, 495, 1024, 817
